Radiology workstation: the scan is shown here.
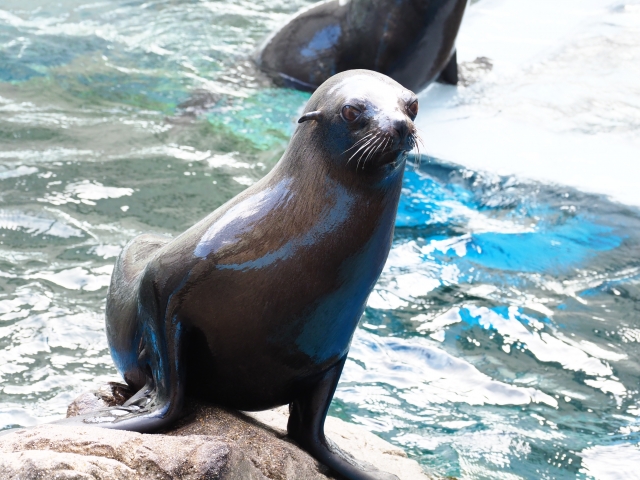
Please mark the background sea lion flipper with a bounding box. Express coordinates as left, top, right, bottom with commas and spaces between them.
437, 50, 459, 85
287, 356, 400, 480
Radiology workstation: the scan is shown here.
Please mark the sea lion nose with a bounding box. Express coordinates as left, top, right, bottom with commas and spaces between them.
392, 118, 409, 141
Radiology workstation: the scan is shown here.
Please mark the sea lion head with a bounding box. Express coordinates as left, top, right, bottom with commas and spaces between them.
297, 69, 419, 172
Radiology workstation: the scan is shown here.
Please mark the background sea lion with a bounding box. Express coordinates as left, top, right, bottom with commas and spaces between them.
59, 70, 419, 480
256, 0, 468, 92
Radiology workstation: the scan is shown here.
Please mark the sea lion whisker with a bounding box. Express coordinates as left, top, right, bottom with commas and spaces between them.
362, 137, 383, 169
352, 133, 377, 151
356, 144, 372, 170
414, 133, 426, 169
414, 129, 427, 150
357, 137, 380, 170
348, 138, 376, 166
414, 134, 422, 150
352, 131, 376, 145
342, 132, 375, 155
377, 135, 387, 153
374, 135, 387, 155
370, 136, 387, 164
414, 137, 421, 170
347, 137, 377, 165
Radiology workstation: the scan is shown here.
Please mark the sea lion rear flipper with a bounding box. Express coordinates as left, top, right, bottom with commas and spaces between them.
53, 348, 186, 432
56, 297, 186, 432
437, 50, 459, 85
287, 357, 399, 480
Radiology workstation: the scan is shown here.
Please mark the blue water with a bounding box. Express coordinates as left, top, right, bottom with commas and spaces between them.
1, 1, 640, 478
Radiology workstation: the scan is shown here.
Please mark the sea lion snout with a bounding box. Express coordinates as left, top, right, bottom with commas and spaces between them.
360, 105, 417, 162
385, 97, 418, 151
377, 114, 415, 152
391, 118, 409, 140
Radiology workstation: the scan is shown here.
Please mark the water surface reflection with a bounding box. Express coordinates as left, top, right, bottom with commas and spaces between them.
1, 1, 639, 478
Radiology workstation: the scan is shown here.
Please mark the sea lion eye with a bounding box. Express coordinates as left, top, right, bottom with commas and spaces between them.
407, 100, 419, 118
341, 105, 362, 123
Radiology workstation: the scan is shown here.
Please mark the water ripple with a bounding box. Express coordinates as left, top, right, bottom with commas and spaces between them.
1, 1, 639, 478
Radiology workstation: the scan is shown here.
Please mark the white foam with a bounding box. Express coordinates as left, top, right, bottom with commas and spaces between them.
580, 443, 640, 479
417, 0, 640, 206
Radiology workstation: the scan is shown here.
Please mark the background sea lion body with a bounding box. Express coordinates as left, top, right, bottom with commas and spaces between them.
257, 0, 468, 92
68, 70, 419, 480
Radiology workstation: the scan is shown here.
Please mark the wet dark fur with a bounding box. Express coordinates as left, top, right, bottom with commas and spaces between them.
59, 70, 419, 480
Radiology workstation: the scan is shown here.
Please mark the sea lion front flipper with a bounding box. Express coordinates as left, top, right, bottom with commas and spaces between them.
287, 357, 399, 480
437, 50, 459, 85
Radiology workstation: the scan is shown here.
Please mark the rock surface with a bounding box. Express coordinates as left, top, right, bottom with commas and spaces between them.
0, 384, 430, 480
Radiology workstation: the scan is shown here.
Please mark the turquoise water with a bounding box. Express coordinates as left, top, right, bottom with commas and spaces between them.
1, 1, 639, 478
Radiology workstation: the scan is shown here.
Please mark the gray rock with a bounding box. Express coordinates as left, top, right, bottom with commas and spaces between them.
65, 382, 132, 419
0, 427, 239, 479
458, 56, 493, 86
0, 384, 431, 480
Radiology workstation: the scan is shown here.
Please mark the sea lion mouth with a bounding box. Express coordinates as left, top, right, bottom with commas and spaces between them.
344, 128, 419, 170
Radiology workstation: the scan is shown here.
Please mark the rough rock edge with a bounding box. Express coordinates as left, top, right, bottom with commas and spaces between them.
0, 384, 432, 480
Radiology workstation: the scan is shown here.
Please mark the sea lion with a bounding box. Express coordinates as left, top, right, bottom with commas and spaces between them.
256, 0, 467, 92
59, 70, 418, 480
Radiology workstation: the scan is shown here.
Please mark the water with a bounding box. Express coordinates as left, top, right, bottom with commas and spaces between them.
1, 1, 639, 479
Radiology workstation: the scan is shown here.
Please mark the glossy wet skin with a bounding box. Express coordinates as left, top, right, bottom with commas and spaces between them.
107, 71, 417, 406
68, 70, 417, 480
257, 0, 467, 92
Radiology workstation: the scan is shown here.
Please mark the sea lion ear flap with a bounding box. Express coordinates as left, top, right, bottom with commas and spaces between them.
298, 110, 322, 123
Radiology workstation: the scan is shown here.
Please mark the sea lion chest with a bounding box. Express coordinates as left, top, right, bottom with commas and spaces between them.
153, 168, 402, 408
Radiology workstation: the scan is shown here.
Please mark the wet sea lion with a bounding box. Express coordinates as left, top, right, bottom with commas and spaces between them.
256, 0, 467, 92
60, 70, 419, 480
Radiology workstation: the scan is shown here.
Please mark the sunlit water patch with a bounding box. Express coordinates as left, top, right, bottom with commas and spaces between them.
354, 161, 640, 478
2, 1, 640, 479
